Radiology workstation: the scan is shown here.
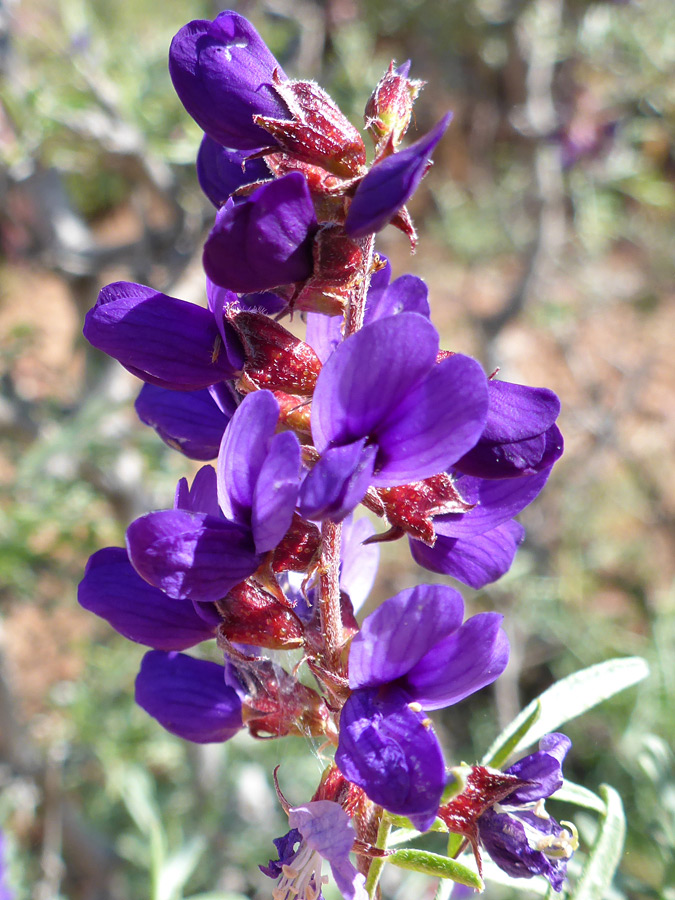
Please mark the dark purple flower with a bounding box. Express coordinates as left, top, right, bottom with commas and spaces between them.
126, 391, 302, 602
83, 282, 237, 390
363, 255, 430, 324
135, 650, 243, 743
478, 734, 577, 891
78, 547, 217, 649
135, 384, 234, 460
169, 11, 289, 150
345, 114, 452, 238
217, 390, 302, 553
434, 468, 554, 540
336, 584, 508, 829
203, 173, 317, 293
197, 135, 270, 208
410, 520, 525, 589
300, 313, 488, 520
453, 380, 563, 480
261, 800, 367, 900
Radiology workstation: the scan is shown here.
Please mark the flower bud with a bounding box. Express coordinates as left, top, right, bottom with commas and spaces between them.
227, 309, 323, 395
256, 76, 366, 178
216, 581, 304, 650
365, 61, 425, 148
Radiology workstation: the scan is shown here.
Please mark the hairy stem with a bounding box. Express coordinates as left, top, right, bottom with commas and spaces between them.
345, 234, 376, 337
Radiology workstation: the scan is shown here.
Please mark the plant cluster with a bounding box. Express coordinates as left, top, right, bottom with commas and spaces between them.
78, 11, 644, 899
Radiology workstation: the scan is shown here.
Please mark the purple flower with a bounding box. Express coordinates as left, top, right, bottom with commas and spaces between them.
169, 11, 289, 150
135, 650, 243, 743
78, 547, 217, 649
478, 734, 577, 891
261, 801, 367, 900
345, 114, 452, 238
83, 282, 238, 390
335, 584, 508, 830
363, 256, 430, 324
453, 380, 563, 480
197, 135, 270, 208
410, 520, 525, 589
203, 173, 317, 293
126, 391, 302, 602
135, 384, 235, 460
299, 313, 488, 521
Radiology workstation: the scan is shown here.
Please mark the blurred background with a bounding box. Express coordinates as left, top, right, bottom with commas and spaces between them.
0, 0, 673, 897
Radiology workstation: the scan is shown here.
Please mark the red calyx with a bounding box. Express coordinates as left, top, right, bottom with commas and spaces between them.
376, 473, 475, 545
227, 308, 322, 395
216, 581, 304, 650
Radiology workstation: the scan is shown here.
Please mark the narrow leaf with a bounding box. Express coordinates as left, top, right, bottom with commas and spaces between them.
570, 785, 626, 900
553, 780, 607, 815
483, 657, 649, 761
389, 849, 483, 890
482, 701, 541, 767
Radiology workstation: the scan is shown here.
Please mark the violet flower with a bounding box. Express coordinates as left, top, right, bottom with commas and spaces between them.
453, 380, 563, 480
169, 11, 289, 150
345, 114, 452, 238
336, 584, 509, 830
126, 391, 302, 603
261, 800, 367, 900
478, 734, 577, 891
203, 173, 317, 293
197, 135, 270, 208
83, 282, 238, 390
135, 384, 235, 460
299, 313, 488, 521
135, 650, 243, 743
78, 547, 217, 650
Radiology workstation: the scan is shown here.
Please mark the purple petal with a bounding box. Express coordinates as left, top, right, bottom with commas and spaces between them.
290, 802, 368, 900
345, 114, 452, 237
217, 390, 279, 525
205, 279, 245, 369
506, 734, 571, 803
169, 12, 288, 150
174, 465, 220, 517
410, 520, 525, 589
239, 291, 288, 315
135, 651, 242, 742
482, 381, 560, 442
84, 282, 233, 390
364, 272, 430, 324
298, 441, 377, 523
135, 384, 231, 460
305, 312, 342, 363
478, 809, 568, 891
197, 135, 270, 207
78, 548, 215, 649
349, 584, 465, 689
203, 174, 317, 293
435, 467, 553, 538
340, 516, 379, 613
251, 430, 302, 553
405, 612, 509, 709
455, 423, 564, 480
126, 509, 259, 603
311, 314, 439, 452
373, 353, 489, 486
336, 686, 445, 831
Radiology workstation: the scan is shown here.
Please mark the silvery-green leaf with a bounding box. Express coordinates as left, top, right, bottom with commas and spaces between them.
553, 780, 607, 815
158, 837, 206, 900
569, 785, 626, 900
389, 849, 483, 889
482, 701, 541, 768
482, 657, 649, 762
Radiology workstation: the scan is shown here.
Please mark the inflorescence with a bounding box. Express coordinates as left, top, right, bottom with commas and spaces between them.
79, 11, 573, 897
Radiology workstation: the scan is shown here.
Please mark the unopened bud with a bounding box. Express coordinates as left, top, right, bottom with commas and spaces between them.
365, 61, 425, 148
227, 309, 322, 396
256, 76, 367, 178
217, 581, 304, 650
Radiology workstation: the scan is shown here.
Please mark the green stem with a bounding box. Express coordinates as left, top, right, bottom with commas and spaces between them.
365, 814, 392, 898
